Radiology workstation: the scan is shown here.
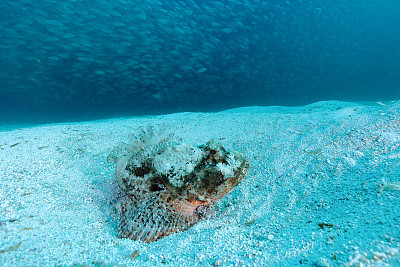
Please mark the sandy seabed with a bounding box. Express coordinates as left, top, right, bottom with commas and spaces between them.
1, 101, 399, 266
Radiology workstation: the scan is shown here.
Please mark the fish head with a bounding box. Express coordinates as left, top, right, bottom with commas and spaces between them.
172, 140, 249, 204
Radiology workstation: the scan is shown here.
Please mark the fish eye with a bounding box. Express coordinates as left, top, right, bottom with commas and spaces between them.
149, 183, 164, 192
209, 149, 216, 154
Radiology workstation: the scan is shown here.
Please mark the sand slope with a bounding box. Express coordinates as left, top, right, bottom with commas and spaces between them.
1, 101, 399, 266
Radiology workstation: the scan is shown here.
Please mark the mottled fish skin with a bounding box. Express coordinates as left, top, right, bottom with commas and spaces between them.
110, 125, 249, 242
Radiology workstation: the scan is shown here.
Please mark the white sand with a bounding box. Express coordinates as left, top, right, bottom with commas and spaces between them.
1, 101, 399, 266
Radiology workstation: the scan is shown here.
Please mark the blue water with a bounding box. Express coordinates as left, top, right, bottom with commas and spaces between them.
1, 0, 400, 126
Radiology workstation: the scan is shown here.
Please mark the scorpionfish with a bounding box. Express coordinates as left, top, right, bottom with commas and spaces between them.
108, 125, 249, 242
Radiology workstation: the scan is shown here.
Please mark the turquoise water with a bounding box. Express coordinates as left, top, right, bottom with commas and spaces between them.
1, 0, 400, 125
1, 2, 400, 265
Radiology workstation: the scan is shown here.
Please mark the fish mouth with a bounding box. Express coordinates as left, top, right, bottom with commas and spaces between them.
184, 199, 210, 207
166, 198, 211, 216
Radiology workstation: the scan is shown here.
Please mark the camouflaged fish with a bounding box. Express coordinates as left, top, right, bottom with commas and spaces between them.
108, 125, 249, 242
